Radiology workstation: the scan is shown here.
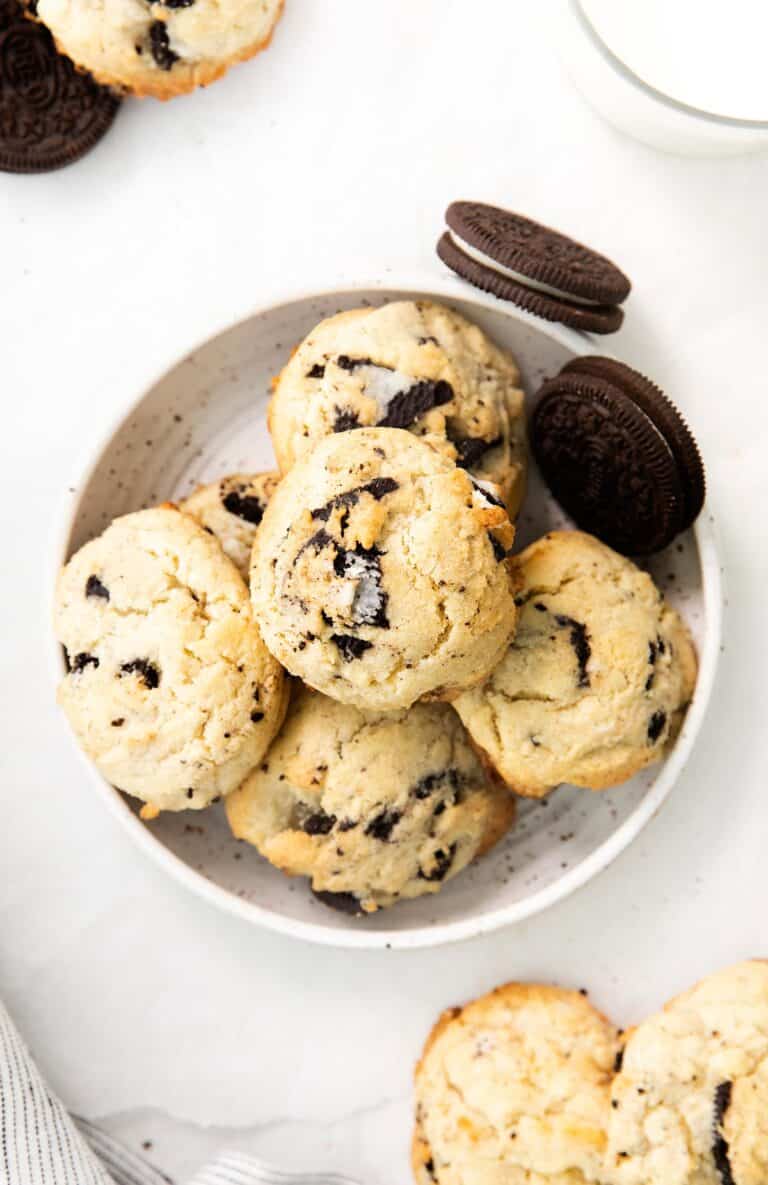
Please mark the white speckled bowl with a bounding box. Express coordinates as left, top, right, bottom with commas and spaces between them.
52, 276, 723, 949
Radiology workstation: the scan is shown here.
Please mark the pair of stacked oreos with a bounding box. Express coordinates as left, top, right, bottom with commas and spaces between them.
439, 200, 705, 554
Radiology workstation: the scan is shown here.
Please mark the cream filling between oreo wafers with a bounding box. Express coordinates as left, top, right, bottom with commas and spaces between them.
446, 229, 603, 308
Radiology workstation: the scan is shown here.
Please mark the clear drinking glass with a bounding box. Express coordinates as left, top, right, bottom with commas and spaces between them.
556, 0, 768, 156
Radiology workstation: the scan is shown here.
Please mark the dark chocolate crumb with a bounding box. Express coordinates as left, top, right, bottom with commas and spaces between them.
712, 1081, 734, 1185
302, 810, 337, 836
614, 1049, 624, 1073
414, 769, 461, 799
311, 477, 399, 522
222, 488, 265, 525
534, 602, 547, 612
187, 788, 194, 799
119, 659, 160, 690
419, 844, 457, 882
85, 575, 110, 601
555, 615, 591, 688
332, 406, 361, 432
365, 808, 402, 841
645, 639, 658, 690
111, 718, 125, 728
489, 532, 508, 563
338, 818, 358, 832
307, 363, 325, 379
331, 634, 374, 662
251, 711, 264, 723
297, 527, 335, 559
424, 1157, 437, 1180
336, 354, 375, 371
149, 20, 178, 69
312, 889, 363, 915
72, 652, 99, 674
647, 711, 667, 743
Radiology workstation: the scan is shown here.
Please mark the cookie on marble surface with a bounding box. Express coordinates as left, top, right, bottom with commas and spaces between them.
226, 683, 515, 913
55, 506, 287, 813
181, 471, 280, 579
413, 981, 620, 1185
250, 428, 517, 711
454, 530, 697, 797
268, 300, 527, 517
607, 961, 768, 1185
33, 0, 284, 99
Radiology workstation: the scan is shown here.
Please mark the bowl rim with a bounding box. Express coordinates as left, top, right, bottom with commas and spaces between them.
50, 275, 724, 950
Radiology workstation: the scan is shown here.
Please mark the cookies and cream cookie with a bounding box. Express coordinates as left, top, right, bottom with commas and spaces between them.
607, 961, 768, 1185
226, 683, 515, 913
268, 300, 527, 517
455, 530, 697, 797
250, 428, 517, 711
413, 982, 620, 1185
55, 506, 287, 814
181, 471, 279, 579
34, 0, 284, 100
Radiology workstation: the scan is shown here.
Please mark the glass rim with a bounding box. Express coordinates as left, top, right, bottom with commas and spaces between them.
573, 0, 768, 130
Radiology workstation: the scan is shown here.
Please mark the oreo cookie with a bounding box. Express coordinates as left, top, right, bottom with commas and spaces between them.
531, 357, 705, 554
561, 355, 705, 530
437, 201, 630, 335
0, 2, 119, 174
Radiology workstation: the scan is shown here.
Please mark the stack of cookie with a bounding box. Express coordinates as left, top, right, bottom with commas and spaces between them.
54, 299, 699, 914
413, 960, 768, 1184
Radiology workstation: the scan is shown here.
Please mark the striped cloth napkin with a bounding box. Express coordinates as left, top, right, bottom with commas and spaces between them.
0, 999, 353, 1185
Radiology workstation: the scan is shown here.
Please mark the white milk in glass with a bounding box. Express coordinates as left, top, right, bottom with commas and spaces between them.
557, 0, 768, 155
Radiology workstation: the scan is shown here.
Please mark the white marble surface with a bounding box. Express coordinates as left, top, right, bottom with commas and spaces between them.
1, 2, 767, 1182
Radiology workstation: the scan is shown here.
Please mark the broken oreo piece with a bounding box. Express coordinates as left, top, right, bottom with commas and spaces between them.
85, 575, 110, 600
437, 201, 630, 335
712, 1081, 734, 1185
119, 658, 160, 689
311, 889, 364, 916
331, 634, 373, 662
301, 809, 337, 836
418, 844, 457, 883
450, 433, 503, 470
365, 808, 402, 841
310, 477, 398, 522
332, 406, 360, 432
71, 651, 99, 674
0, 1, 120, 174
531, 363, 703, 554
377, 379, 453, 429
222, 487, 265, 525
555, 614, 591, 688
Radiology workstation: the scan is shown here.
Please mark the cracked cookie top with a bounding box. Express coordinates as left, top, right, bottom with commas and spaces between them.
181, 470, 280, 578
268, 300, 528, 518
249, 428, 517, 711
413, 981, 620, 1185
454, 530, 697, 797
34, 0, 284, 99
226, 682, 515, 913
55, 505, 287, 813
607, 961, 768, 1185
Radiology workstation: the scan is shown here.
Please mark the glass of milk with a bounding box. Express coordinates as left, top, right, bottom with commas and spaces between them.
556, 0, 768, 155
